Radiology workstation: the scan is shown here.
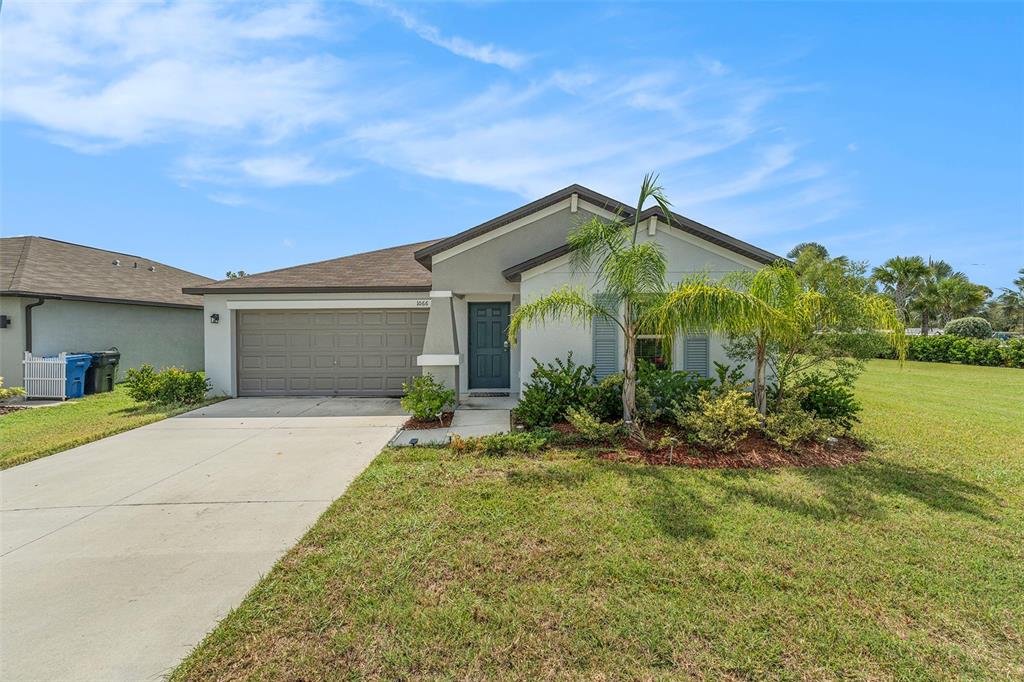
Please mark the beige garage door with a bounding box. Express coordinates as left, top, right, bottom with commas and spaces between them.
236, 309, 428, 396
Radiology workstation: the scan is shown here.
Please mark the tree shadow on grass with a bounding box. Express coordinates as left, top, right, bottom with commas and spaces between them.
709, 458, 1001, 524
506, 458, 717, 541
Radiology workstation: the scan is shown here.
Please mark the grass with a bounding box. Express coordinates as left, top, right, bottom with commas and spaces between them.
172, 360, 1024, 681
0, 385, 223, 469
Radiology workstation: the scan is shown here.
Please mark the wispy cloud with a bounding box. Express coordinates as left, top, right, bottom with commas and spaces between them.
180, 155, 350, 187
367, 1, 528, 70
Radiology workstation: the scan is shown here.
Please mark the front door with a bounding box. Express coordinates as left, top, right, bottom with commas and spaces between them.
468, 302, 510, 389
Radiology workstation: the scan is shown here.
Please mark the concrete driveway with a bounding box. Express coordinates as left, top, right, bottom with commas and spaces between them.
0, 397, 407, 682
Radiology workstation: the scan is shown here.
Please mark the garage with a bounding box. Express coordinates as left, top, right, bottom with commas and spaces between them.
236, 308, 428, 396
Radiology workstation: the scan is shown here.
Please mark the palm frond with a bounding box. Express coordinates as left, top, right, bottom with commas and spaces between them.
652, 274, 777, 337
507, 287, 622, 344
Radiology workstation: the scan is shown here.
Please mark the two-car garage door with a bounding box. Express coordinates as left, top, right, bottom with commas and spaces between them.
236, 309, 428, 396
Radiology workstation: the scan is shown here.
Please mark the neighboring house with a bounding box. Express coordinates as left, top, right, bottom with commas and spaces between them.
189, 185, 781, 399
0, 236, 213, 387
187, 185, 781, 399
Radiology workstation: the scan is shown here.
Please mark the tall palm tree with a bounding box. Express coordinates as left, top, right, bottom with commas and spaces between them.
508, 174, 772, 425
726, 263, 906, 415
935, 276, 989, 326
911, 258, 956, 336
871, 256, 929, 322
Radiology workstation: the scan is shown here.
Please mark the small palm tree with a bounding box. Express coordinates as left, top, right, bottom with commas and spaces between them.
728, 263, 907, 415
508, 174, 772, 425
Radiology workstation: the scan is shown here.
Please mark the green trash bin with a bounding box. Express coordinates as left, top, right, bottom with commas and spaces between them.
83, 349, 121, 394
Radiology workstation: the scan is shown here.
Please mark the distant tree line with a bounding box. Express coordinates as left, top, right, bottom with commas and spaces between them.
786, 242, 1022, 334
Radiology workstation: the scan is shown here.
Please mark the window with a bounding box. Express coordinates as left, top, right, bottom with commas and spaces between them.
637, 335, 671, 370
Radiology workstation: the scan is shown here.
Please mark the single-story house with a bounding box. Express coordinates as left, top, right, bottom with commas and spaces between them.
186, 185, 782, 399
0, 236, 213, 387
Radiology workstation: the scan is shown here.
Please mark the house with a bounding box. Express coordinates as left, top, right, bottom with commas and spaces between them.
0, 236, 213, 386
185, 185, 782, 399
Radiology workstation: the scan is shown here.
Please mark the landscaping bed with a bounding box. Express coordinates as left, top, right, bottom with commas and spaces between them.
0, 404, 29, 417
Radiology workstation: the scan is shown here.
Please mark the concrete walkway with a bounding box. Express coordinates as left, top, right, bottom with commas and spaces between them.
392, 397, 512, 446
0, 397, 406, 682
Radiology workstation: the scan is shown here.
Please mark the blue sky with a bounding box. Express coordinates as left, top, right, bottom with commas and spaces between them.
2, 1, 1021, 290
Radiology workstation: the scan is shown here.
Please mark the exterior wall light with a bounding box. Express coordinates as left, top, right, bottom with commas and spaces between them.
209, 313, 220, 324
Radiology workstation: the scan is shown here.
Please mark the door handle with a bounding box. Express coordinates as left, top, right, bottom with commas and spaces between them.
503, 341, 510, 351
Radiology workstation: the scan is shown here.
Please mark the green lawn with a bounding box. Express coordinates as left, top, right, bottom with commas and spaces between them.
173, 361, 1024, 681
0, 386, 223, 469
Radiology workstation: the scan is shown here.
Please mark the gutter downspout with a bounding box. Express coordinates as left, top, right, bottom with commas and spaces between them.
24, 297, 45, 353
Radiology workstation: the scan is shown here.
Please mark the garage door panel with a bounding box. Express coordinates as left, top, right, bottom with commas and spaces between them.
236, 308, 426, 396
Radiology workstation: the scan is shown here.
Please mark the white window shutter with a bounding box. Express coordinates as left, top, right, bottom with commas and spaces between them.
683, 335, 710, 377
592, 294, 619, 380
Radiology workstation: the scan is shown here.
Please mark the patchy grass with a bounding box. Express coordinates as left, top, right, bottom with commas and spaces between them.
0, 385, 223, 469
172, 360, 1024, 680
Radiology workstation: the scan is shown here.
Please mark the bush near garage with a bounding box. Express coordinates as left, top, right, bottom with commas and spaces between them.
124, 365, 210, 405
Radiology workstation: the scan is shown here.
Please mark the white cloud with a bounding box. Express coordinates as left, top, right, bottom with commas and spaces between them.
368, 1, 528, 70
180, 155, 350, 187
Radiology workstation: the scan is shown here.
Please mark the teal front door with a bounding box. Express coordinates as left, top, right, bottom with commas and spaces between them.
469, 302, 510, 389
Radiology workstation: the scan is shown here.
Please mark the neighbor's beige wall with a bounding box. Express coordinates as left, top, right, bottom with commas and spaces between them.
0, 298, 205, 387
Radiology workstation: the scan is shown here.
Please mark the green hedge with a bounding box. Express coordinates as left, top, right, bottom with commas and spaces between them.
871, 334, 1024, 368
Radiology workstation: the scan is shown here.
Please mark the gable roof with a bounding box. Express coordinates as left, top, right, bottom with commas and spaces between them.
183, 239, 438, 294
1, 236, 213, 309
417, 183, 783, 272
413, 184, 631, 268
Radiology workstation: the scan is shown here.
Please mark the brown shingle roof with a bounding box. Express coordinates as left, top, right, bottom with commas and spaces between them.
0, 236, 213, 308
183, 239, 439, 294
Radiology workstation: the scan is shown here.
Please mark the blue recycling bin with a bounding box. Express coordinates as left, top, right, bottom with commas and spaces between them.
64, 354, 92, 399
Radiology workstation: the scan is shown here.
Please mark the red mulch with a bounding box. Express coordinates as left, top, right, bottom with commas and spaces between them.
598, 432, 865, 469
0, 405, 28, 417
404, 412, 455, 430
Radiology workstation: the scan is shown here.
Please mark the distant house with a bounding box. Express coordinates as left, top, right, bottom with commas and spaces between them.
0, 236, 213, 387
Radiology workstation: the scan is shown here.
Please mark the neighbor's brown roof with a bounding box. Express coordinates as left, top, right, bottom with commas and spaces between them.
1, 236, 213, 308
183, 239, 439, 294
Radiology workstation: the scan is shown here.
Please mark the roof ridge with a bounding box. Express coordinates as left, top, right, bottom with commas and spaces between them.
0, 235, 215, 281
7, 236, 31, 290
208, 238, 440, 286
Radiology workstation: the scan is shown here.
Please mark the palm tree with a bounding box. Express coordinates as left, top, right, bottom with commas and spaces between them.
996, 268, 1024, 332
726, 263, 906, 415
935, 276, 989, 326
871, 256, 929, 321
911, 258, 956, 336
508, 174, 772, 425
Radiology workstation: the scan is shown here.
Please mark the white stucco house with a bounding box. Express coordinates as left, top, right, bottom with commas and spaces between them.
185, 185, 782, 399
0, 237, 212, 387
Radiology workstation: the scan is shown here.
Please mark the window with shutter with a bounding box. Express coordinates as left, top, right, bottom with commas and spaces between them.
682, 335, 710, 377
592, 294, 619, 379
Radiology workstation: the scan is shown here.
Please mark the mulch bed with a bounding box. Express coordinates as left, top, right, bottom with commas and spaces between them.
403, 412, 455, 430
546, 421, 866, 469
0, 405, 29, 417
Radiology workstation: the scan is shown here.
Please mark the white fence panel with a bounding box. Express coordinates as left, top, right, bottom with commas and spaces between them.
23, 351, 67, 399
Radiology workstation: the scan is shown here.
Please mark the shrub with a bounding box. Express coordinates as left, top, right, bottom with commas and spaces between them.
795, 373, 861, 431
591, 373, 654, 422
944, 317, 992, 339
513, 353, 597, 429
451, 432, 548, 456
763, 397, 836, 450
713, 361, 751, 395
401, 374, 456, 421
123, 364, 161, 402
153, 367, 210, 404
565, 406, 621, 443
124, 365, 209, 404
674, 389, 759, 452
949, 338, 1002, 366
1001, 338, 1024, 368
0, 377, 26, 401
636, 360, 714, 420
